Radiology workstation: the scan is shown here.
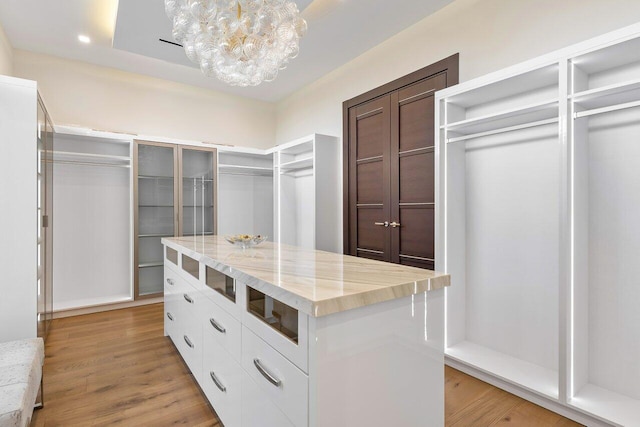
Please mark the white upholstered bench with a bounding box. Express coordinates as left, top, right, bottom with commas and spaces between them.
0, 338, 44, 427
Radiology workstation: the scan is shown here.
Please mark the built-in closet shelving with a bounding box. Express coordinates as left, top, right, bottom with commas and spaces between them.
436, 23, 640, 427
274, 134, 341, 252
217, 149, 274, 238
52, 127, 133, 311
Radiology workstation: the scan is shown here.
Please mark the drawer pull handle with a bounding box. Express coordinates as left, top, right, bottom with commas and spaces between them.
166, 278, 175, 286
209, 318, 226, 334
253, 358, 281, 388
210, 371, 227, 393
183, 335, 194, 349
183, 294, 194, 304
166, 312, 174, 321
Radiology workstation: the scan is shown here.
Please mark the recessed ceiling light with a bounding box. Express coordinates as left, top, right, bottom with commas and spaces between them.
78, 35, 91, 44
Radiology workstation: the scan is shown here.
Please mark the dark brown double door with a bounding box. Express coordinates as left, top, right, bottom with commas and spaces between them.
344, 57, 457, 269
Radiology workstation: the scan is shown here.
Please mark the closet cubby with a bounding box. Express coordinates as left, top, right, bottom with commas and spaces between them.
274, 134, 341, 252
217, 150, 274, 238
439, 63, 561, 400
52, 129, 132, 311
568, 37, 640, 426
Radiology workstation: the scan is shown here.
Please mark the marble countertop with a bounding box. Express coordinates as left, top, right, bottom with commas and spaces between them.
162, 236, 449, 317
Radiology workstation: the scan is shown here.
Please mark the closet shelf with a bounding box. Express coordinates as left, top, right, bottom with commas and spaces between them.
183, 177, 214, 182
138, 175, 173, 180
572, 80, 640, 116
570, 383, 640, 427
443, 99, 559, 136
279, 156, 313, 171
138, 233, 174, 238
51, 150, 131, 165
218, 164, 273, 176
446, 341, 559, 399
182, 232, 214, 236
447, 117, 559, 144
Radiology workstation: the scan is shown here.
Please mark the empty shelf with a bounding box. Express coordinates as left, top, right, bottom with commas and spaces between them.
445, 99, 559, 136
279, 156, 313, 171
218, 164, 273, 176
446, 341, 559, 399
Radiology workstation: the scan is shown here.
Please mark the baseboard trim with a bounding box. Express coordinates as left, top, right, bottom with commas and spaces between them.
52, 297, 164, 319
445, 357, 617, 427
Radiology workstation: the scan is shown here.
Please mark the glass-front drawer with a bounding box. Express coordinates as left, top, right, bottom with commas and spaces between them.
247, 287, 298, 344
182, 254, 200, 280
206, 266, 236, 303
166, 246, 178, 265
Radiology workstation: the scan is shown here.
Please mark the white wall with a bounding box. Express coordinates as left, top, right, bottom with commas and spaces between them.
0, 19, 12, 76
275, 0, 640, 143
13, 50, 277, 149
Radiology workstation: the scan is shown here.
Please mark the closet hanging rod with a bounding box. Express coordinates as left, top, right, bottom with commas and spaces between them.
46, 160, 131, 168
447, 117, 559, 144
574, 99, 640, 119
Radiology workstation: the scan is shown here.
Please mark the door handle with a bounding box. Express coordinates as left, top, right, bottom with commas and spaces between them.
374, 221, 389, 227
390, 221, 401, 228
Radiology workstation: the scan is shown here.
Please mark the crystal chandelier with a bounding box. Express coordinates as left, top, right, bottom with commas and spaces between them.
165, 0, 307, 87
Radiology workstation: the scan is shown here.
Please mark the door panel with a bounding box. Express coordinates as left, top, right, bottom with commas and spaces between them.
134, 141, 178, 299
178, 147, 217, 237
356, 208, 386, 252
399, 206, 435, 260
398, 94, 435, 153
355, 109, 386, 159
356, 160, 384, 204
349, 96, 391, 259
390, 75, 446, 264
399, 150, 435, 203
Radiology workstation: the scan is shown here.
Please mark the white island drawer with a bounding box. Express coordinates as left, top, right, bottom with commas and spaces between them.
200, 295, 241, 362
243, 285, 308, 372
175, 310, 203, 383
242, 370, 295, 427
242, 327, 308, 427
202, 333, 242, 427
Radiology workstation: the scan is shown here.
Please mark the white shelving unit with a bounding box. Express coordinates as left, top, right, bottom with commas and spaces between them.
217, 149, 274, 238
52, 128, 133, 311
274, 134, 341, 253
436, 23, 640, 427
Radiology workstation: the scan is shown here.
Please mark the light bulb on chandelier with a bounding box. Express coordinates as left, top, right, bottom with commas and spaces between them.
165, 0, 307, 87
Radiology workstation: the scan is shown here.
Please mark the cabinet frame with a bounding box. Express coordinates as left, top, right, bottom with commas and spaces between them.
178, 145, 218, 237
133, 139, 179, 300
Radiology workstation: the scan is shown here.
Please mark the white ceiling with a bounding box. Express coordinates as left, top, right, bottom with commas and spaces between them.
0, 0, 454, 102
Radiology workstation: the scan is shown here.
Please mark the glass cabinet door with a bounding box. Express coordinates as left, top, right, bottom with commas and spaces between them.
36, 96, 53, 340
43, 106, 54, 334
36, 100, 46, 338
179, 147, 216, 237
135, 141, 178, 298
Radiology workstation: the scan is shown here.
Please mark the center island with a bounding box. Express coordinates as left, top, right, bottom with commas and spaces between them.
162, 235, 450, 427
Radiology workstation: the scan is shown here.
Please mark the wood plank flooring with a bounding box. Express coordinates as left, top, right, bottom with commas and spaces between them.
32, 304, 582, 426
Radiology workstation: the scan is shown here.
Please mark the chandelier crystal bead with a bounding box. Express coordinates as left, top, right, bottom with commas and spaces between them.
165, 0, 307, 87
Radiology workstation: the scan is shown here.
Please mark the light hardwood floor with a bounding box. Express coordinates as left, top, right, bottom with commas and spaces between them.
32, 304, 582, 426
